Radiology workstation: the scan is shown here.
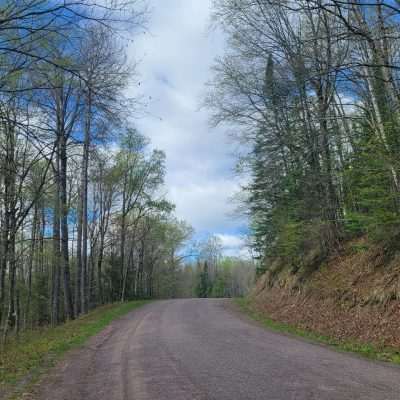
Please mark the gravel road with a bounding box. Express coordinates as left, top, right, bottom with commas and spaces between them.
34, 299, 400, 400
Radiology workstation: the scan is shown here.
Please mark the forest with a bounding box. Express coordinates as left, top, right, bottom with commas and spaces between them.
4, 0, 400, 344
0, 0, 176, 338
207, 0, 400, 276
0, 1, 257, 343
2, 2, 400, 398
168, 236, 255, 299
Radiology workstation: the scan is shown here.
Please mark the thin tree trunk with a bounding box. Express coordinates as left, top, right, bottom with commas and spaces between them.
59, 134, 74, 321
0, 204, 9, 327
25, 204, 38, 329
75, 203, 82, 316
120, 177, 127, 301
97, 234, 105, 304
51, 149, 61, 327
81, 91, 92, 313
3, 121, 17, 342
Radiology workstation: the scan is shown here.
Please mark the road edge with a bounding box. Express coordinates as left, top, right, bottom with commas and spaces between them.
230, 297, 400, 367
1, 300, 153, 400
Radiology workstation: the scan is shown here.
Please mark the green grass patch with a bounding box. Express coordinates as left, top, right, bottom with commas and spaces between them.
235, 298, 400, 365
0, 300, 151, 397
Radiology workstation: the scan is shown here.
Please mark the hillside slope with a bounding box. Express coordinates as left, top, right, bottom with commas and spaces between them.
251, 238, 400, 349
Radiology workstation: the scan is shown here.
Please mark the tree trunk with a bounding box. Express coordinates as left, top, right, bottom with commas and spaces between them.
97, 234, 105, 304
25, 204, 38, 329
59, 134, 74, 320
75, 202, 82, 316
3, 121, 17, 342
82, 91, 92, 313
119, 177, 127, 301
0, 202, 9, 327
51, 149, 61, 327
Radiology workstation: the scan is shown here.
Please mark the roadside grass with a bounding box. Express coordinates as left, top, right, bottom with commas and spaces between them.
0, 300, 151, 397
235, 298, 400, 365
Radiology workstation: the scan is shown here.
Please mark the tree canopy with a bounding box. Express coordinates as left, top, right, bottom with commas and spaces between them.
207, 0, 400, 273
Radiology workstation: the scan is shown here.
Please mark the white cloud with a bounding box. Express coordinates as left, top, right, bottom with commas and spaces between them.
125, 0, 248, 254
216, 234, 252, 258
169, 180, 240, 232
216, 234, 245, 249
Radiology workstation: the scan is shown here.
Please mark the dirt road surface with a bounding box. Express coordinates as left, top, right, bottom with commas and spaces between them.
34, 299, 400, 400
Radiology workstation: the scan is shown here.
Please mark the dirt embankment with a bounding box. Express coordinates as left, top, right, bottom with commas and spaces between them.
251, 238, 400, 348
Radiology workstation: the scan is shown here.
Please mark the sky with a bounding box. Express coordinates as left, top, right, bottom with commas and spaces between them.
126, 0, 248, 256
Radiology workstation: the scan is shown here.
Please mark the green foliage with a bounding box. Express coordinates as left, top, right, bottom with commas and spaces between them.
211, 273, 228, 298
208, 1, 400, 281
343, 126, 400, 242
273, 220, 306, 259
144, 217, 193, 299
195, 262, 211, 298
192, 256, 256, 298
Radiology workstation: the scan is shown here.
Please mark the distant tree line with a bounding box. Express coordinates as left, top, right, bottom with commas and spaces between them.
193, 258, 255, 298
158, 235, 256, 299
208, 0, 400, 272
0, 0, 194, 341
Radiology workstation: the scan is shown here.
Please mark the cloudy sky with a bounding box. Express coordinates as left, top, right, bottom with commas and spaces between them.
127, 1, 248, 255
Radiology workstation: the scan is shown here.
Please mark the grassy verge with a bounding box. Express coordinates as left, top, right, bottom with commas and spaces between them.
0, 300, 151, 397
235, 297, 400, 365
